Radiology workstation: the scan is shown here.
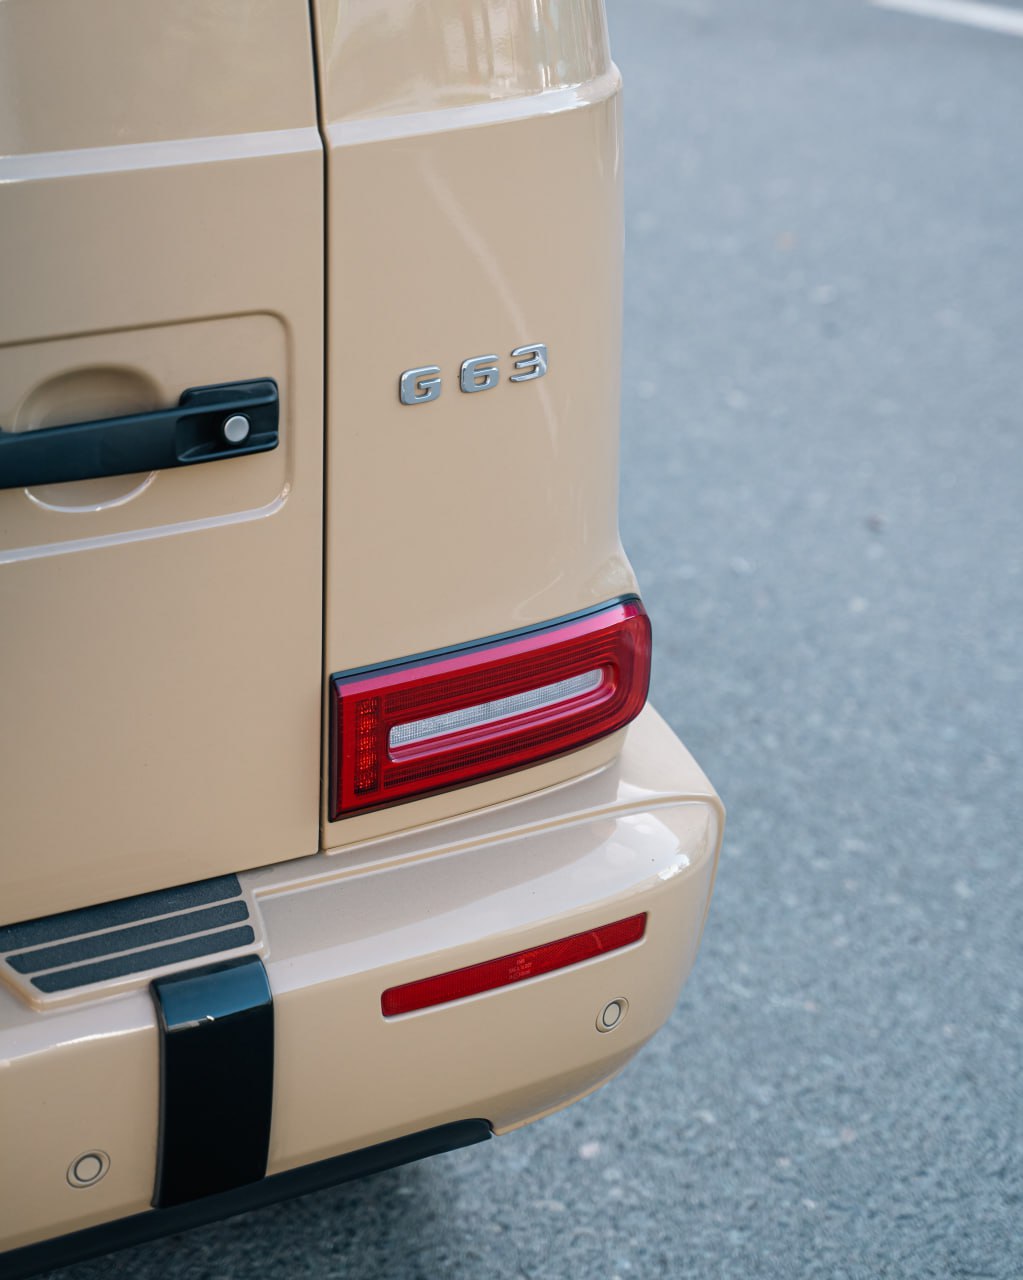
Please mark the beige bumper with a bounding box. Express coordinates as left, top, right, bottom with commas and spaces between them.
0, 706, 722, 1253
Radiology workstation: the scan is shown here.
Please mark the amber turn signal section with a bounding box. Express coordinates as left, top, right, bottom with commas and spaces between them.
381, 913, 648, 1016
329, 599, 652, 818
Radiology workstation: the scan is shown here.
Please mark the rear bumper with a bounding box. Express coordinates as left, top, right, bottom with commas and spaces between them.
0, 705, 722, 1256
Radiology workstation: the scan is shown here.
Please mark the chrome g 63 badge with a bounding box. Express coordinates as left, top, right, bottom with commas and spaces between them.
399, 344, 547, 405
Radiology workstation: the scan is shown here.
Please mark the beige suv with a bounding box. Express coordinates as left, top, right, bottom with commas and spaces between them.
0, 2, 723, 1272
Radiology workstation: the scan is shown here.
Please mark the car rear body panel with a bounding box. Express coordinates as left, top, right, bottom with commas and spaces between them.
0, 1, 724, 1266
311, 0, 638, 844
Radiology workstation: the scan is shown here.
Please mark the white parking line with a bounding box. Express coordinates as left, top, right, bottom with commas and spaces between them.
871, 0, 1023, 37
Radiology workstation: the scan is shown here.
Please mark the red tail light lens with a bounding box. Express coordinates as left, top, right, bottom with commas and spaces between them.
381, 913, 647, 1016
330, 598, 651, 818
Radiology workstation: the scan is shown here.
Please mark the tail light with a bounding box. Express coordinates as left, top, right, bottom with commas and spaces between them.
330, 598, 651, 818
381, 913, 647, 1016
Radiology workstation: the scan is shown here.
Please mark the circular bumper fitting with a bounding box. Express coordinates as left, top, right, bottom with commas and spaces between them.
597, 998, 628, 1032
67, 1150, 110, 1188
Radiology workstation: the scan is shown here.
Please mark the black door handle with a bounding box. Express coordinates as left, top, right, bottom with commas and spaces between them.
0, 378, 279, 491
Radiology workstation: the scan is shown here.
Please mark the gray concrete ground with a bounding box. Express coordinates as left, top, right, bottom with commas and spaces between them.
48, 1, 1022, 1276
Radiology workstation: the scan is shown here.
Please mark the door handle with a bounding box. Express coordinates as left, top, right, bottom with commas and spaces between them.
0, 378, 279, 491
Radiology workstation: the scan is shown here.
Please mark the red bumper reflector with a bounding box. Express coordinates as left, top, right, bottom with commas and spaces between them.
381, 913, 648, 1016
330, 599, 651, 818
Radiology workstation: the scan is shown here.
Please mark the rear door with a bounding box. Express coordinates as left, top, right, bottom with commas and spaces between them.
0, 2, 324, 921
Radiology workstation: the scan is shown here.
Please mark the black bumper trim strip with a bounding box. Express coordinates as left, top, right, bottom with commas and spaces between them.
151, 955, 274, 1207
2, 1120, 492, 1280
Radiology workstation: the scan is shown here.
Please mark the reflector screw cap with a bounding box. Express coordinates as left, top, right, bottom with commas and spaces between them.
597, 998, 627, 1032
222, 413, 251, 444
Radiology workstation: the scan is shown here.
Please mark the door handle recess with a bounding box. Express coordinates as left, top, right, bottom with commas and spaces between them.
0, 378, 279, 491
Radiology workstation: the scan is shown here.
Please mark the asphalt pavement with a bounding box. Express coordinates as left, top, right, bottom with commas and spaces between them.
47, 1, 1022, 1276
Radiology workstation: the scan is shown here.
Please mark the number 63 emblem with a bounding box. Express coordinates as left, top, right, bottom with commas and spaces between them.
399, 344, 548, 405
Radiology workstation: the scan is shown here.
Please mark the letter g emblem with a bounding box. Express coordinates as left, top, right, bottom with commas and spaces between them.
399, 366, 442, 404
